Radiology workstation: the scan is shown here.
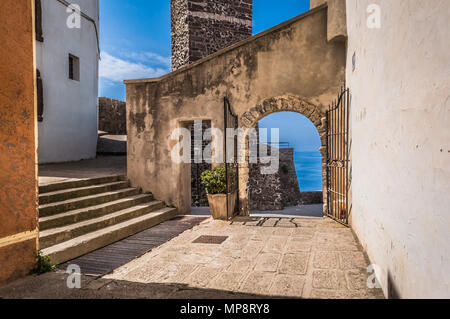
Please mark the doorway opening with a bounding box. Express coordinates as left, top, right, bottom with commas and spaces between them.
188, 120, 213, 216
248, 112, 324, 219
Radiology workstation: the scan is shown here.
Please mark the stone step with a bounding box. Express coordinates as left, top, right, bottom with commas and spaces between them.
39, 188, 139, 217
39, 200, 165, 249
39, 181, 129, 205
39, 175, 126, 194
39, 194, 154, 231
42, 207, 178, 265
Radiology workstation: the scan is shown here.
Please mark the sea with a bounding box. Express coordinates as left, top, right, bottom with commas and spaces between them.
293, 151, 323, 191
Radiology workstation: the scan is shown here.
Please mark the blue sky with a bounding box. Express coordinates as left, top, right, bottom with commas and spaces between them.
99, 0, 310, 101
259, 112, 320, 152
99, 0, 318, 152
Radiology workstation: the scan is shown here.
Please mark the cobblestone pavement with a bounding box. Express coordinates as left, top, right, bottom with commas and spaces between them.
105, 217, 385, 299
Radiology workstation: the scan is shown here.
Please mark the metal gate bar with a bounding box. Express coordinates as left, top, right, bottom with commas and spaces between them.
224, 97, 239, 220
326, 87, 350, 225
190, 121, 211, 207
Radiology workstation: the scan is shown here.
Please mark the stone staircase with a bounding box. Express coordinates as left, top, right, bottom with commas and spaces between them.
39, 175, 177, 265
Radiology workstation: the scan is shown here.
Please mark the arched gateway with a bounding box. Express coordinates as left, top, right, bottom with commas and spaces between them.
236, 95, 328, 216
124, 5, 346, 216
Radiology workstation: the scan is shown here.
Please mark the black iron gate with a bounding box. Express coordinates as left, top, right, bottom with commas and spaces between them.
326, 87, 350, 225
190, 121, 212, 207
224, 97, 239, 220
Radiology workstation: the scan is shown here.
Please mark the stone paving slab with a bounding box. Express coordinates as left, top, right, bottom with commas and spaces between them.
251, 204, 323, 218
0, 216, 385, 299
97, 135, 127, 155
104, 217, 385, 299
0, 272, 270, 299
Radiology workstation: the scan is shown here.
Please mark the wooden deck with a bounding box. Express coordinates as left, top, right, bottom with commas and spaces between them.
58, 216, 208, 276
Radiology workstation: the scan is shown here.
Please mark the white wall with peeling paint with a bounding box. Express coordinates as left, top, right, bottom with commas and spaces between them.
346, 0, 450, 298
36, 0, 99, 163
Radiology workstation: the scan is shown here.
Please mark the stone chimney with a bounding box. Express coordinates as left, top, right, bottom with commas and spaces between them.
171, 0, 253, 71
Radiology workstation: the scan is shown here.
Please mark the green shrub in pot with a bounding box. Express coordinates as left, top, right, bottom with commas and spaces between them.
200, 166, 227, 194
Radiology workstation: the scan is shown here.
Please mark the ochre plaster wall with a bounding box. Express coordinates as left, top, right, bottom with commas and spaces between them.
0, 0, 39, 284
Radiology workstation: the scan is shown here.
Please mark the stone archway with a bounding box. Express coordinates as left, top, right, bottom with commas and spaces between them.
237, 95, 328, 216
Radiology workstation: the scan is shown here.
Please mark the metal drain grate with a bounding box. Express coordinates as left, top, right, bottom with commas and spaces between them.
192, 235, 229, 245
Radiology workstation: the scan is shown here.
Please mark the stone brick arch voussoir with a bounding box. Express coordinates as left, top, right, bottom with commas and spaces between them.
240, 95, 326, 133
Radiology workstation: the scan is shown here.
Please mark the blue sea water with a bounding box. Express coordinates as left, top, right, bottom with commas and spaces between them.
294, 151, 323, 191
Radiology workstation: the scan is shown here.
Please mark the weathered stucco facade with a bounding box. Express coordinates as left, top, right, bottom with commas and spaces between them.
126, 4, 346, 215
0, 0, 38, 284
345, 0, 450, 298
36, 0, 99, 164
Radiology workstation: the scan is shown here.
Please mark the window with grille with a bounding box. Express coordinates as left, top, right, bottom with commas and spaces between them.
35, 0, 43, 42
36, 69, 44, 122
69, 54, 80, 81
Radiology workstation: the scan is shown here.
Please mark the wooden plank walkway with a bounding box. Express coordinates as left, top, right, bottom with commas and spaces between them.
58, 216, 208, 276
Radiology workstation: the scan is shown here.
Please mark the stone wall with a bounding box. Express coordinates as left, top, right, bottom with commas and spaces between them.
249, 147, 323, 211
249, 162, 283, 210
171, 0, 189, 70
299, 191, 323, 205
98, 97, 127, 135
279, 148, 303, 206
171, 0, 253, 70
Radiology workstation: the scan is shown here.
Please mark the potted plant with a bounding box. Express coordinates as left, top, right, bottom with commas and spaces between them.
201, 166, 236, 220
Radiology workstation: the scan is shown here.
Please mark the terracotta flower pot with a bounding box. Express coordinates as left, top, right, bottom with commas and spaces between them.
207, 192, 237, 220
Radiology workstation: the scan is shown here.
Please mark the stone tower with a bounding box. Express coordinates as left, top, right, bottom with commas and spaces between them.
171, 0, 253, 70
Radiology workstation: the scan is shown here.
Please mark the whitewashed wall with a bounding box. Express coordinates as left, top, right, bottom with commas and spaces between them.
346, 0, 450, 298
36, 0, 99, 163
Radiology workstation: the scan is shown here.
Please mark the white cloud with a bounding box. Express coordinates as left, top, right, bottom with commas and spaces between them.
99, 51, 169, 82
121, 51, 171, 68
